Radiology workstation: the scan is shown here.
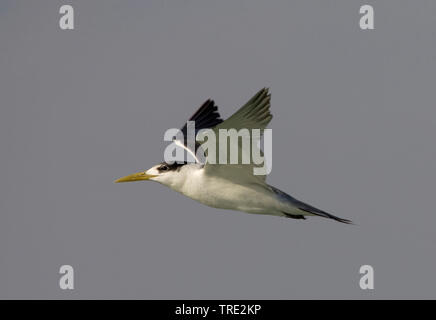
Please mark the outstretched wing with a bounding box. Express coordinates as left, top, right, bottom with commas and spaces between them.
204, 88, 273, 184
180, 99, 223, 137
174, 99, 223, 163
214, 88, 272, 132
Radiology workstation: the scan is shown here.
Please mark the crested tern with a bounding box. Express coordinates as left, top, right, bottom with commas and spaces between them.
115, 88, 352, 224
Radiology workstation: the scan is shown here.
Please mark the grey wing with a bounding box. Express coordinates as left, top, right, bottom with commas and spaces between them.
214, 88, 272, 132
203, 88, 273, 184
271, 186, 353, 224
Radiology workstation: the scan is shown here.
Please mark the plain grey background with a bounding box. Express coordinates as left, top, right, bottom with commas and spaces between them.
1, 0, 435, 299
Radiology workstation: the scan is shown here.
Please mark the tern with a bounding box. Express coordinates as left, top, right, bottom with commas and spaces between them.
115, 88, 352, 224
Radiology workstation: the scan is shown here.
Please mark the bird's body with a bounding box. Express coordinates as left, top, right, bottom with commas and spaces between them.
146, 162, 350, 222
116, 88, 352, 224
166, 163, 283, 216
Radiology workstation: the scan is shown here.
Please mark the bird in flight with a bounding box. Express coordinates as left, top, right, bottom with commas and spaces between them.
115, 88, 352, 224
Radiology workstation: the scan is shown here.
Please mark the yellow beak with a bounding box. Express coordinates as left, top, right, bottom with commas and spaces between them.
114, 171, 157, 183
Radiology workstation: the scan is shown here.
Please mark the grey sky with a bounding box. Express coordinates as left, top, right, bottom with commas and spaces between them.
1, 0, 435, 298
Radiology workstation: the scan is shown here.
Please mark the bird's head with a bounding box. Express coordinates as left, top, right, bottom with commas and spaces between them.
114, 162, 187, 188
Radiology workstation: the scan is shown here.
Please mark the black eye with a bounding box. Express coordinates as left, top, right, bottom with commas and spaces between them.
160, 165, 169, 171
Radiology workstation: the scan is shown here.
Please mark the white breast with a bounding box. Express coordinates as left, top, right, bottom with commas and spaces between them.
175, 166, 283, 216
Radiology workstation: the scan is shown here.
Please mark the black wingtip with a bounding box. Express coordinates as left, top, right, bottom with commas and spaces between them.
180, 98, 224, 135
298, 207, 354, 225
320, 214, 354, 225
330, 216, 354, 225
